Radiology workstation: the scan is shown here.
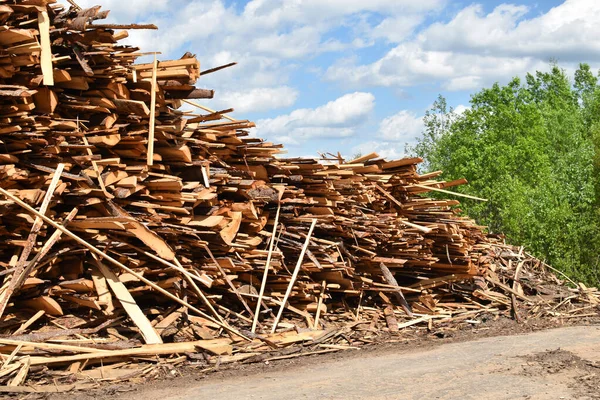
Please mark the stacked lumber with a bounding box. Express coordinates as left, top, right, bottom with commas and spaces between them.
0, 1, 596, 391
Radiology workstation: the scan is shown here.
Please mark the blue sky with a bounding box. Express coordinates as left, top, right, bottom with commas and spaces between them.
78, 0, 600, 159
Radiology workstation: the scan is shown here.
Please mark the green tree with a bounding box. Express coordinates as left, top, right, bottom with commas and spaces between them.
408, 95, 458, 173
409, 65, 600, 283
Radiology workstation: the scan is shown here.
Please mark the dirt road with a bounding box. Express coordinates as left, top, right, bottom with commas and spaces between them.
121, 325, 600, 400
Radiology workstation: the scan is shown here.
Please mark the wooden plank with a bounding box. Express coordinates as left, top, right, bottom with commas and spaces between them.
113, 99, 150, 116
22, 296, 63, 316
346, 152, 379, 164
379, 263, 412, 317
0, 338, 111, 354
381, 157, 423, 170
38, 11, 54, 86
147, 55, 157, 166
91, 267, 114, 314
26, 338, 233, 366
313, 280, 326, 329
93, 256, 163, 345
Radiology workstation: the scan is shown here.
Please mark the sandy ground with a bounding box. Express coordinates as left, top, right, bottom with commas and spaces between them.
108, 325, 600, 400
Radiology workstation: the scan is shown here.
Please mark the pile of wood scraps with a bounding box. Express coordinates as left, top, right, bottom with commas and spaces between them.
0, 1, 597, 393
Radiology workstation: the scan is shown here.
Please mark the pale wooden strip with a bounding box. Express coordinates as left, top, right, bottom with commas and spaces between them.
410, 183, 488, 202
27, 339, 232, 366
13, 311, 45, 335
183, 99, 237, 122
252, 202, 281, 333
93, 256, 162, 345
38, 11, 54, 86
271, 219, 317, 333
0, 338, 110, 354
147, 55, 157, 166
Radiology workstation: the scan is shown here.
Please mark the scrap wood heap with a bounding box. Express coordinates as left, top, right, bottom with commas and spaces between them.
0, 0, 596, 392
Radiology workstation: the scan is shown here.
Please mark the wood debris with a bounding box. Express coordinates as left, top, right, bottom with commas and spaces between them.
0, 1, 596, 392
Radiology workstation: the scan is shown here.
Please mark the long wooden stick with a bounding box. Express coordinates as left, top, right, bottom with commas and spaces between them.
14, 208, 79, 291
13, 310, 45, 335
202, 245, 255, 319
66, 0, 82, 10
173, 257, 227, 324
511, 260, 525, 323
252, 203, 281, 333
0, 338, 109, 354
0, 188, 250, 341
25, 338, 231, 366
147, 55, 158, 166
114, 240, 225, 323
79, 122, 114, 200
379, 263, 412, 317
200, 62, 237, 76
313, 280, 326, 329
409, 184, 488, 202
117, 242, 214, 288
0, 165, 64, 319
271, 219, 317, 334
183, 99, 237, 122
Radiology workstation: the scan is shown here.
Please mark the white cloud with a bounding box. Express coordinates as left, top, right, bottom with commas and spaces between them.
378, 110, 424, 143
326, 0, 600, 91
352, 102, 467, 161
377, 110, 424, 148
454, 104, 470, 115
422, 1, 600, 61
240, 0, 445, 26
422, 4, 529, 54
215, 87, 299, 113
370, 15, 426, 43
74, 0, 444, 114
76, 0, 444, 62
256, 92, 375, 143
350, 141, 404, 160
77, 0, 171, 20
326, 42, 547, 91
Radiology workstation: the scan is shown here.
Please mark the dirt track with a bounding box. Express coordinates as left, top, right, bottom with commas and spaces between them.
120, 325, 600, 400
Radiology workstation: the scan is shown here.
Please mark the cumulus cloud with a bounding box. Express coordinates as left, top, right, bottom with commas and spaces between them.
422, 1, 600, 61
255, 92, 375, 144
326, 0, 600, 91
215, 87, 299, 114
370, 15, 427, 43
378, 110, 424, 143
326, 41, 547, 91
351, 102, 471, 161
454, 104, 470, 115
75, 0, 444, 114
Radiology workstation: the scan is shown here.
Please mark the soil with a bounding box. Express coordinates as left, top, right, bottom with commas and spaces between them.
43, 316, 600, 400
516, 349, 600, 399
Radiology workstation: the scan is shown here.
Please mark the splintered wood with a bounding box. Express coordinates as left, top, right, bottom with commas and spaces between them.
0, 0, 597, 393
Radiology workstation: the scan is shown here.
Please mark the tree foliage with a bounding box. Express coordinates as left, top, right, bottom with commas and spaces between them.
408, 64, 600, 283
